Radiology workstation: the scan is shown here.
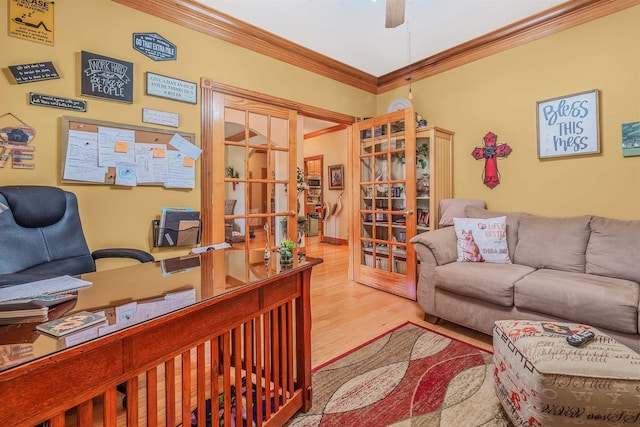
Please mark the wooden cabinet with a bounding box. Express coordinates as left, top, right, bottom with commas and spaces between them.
350, 108, 453, 300
306, 159, 322, 176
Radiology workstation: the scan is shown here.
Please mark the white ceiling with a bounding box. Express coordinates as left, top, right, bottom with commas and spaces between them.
195, 0, 567, 77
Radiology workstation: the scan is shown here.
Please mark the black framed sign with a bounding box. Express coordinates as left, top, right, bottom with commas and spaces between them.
9, 62, 59, 84
29, 93, 87, 112
536, 89, 600, 159
146, 72, 197, 104
81, 51, 133, 103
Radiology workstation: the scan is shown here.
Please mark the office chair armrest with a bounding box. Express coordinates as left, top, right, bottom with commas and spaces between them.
91, 248, 155, 264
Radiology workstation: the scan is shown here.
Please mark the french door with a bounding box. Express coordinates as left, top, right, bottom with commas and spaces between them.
201, 85, 298, 255
351, 108, 418, 300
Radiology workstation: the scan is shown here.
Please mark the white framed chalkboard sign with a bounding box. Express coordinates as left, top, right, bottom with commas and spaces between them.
536, 89, 599, 159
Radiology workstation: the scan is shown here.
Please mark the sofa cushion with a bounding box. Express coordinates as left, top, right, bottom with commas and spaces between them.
514, 269, 639, 334
513, 215, 591, 272
438, 198, 486, 227
464, 206, 525, 261
587, 216, 640, 283
434, 262, 535, 306
453, 216, 510, 263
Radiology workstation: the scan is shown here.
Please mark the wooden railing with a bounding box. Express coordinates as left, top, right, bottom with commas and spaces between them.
0, 262, 316, 427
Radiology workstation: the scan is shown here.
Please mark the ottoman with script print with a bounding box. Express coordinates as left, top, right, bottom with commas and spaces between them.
492, 320, 640, 427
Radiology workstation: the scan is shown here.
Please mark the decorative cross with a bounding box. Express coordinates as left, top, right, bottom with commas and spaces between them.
471, 131, 512, 189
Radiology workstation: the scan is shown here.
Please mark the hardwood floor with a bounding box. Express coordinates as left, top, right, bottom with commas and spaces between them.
304, 236, 493, 369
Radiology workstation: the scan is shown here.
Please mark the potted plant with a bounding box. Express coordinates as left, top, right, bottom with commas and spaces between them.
279, 239, 296, 265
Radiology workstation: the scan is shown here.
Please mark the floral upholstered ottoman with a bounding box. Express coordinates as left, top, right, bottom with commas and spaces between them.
493, 320, 640, 427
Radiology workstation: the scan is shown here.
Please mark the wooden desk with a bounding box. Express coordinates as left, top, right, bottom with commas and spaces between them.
0, 249, 321, 427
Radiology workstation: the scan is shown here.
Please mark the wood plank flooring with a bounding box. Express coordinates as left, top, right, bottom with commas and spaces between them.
304, 236, 493, 369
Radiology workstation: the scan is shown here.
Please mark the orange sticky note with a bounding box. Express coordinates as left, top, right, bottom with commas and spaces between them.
114, 141, 129, 153
153, 147, 166, 158
183, 157, 194, 167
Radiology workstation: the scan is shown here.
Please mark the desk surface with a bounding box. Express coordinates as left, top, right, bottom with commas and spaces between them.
0, 249, 321, 371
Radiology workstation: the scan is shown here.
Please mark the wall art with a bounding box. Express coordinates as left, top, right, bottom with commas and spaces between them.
146, 72, 197, 104
8, 0, 54, 46
142, 108, 179, 128
328, 164, 343, 190
622, 121, 640, 157
471, 131, 512, 189
133, 33, 177, 61
81, 51, 133, 103
0, 113, 35, 169
537, 89, 599, 159
30, 93, 87, 112
8, 62, 59, 84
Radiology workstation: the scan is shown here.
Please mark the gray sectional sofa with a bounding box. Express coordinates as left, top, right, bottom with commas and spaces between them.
410, 205, 640, 353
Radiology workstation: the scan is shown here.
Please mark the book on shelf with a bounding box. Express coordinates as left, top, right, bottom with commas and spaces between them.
36, 311, 107, 337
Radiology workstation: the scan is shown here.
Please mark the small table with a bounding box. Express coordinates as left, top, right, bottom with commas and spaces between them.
493, 320, 640, 426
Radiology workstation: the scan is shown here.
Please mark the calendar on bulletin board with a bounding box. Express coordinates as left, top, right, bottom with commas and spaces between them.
60, 116, 199, 188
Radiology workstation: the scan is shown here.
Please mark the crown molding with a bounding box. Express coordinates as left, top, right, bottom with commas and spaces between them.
114, 0, 640, 95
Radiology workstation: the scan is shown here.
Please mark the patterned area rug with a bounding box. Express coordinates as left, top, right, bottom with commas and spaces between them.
286, 322, 512, 427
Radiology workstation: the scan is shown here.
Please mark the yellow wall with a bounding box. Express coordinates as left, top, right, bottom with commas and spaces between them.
378, 5, 640, 219
0, 0, 372, 262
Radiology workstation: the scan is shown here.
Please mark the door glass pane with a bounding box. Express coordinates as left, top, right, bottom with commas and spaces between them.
359, 156, 372, 182
273, 150, 288, 181
273, 183, 287, 215
248, 113, 268, 145
373, 125, 387, 152
225, 145, 245, 179
271, 117, 289, 149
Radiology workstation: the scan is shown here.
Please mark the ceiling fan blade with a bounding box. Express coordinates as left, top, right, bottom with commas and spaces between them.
385, 0, 405, 28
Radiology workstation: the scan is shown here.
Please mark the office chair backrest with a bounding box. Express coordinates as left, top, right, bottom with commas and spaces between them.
0, 186, 95, 276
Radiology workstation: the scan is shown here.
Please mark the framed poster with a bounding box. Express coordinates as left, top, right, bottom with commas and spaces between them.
536, 89, 599, 159
8, 0, 54, 46
328, 164, 343, 190
81, 51, 133, 103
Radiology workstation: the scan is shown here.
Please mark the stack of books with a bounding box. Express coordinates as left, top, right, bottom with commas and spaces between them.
0, 294, 77, 325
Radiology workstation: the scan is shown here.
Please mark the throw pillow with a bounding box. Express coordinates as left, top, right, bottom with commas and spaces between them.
453, 216, 511, 264
439, 199, 486, 227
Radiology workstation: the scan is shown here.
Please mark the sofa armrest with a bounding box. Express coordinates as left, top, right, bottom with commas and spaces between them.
409, 227, 457, 317
409, 226, 458, 266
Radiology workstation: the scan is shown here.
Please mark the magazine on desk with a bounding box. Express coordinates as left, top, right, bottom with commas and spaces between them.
36, 311, 107, 337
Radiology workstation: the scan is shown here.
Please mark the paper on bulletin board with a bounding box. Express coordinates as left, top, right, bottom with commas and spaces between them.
63, 130, 108, 183
8, 0, 54, 46
169, 133, 202, 160
98, 127, 135, 167
165, 150, 195, 188
115, 161, 137, 186
135, 143, 169, 183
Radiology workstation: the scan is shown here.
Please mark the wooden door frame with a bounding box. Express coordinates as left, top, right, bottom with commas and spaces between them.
200, 79, 356, 247
303, 155, 323, 241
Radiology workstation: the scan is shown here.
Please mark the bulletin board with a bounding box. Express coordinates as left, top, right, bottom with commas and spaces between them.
61, 116, 197, 187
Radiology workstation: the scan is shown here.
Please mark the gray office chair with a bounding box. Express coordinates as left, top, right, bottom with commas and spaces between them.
0, 185, 154, 287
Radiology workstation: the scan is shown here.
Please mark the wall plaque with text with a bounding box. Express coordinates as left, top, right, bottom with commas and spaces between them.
29, 93, 87, 112
9, 62, 59, 83
133, 33, 177, 61
146, 72, 197, 104
81, 51, 133, 103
